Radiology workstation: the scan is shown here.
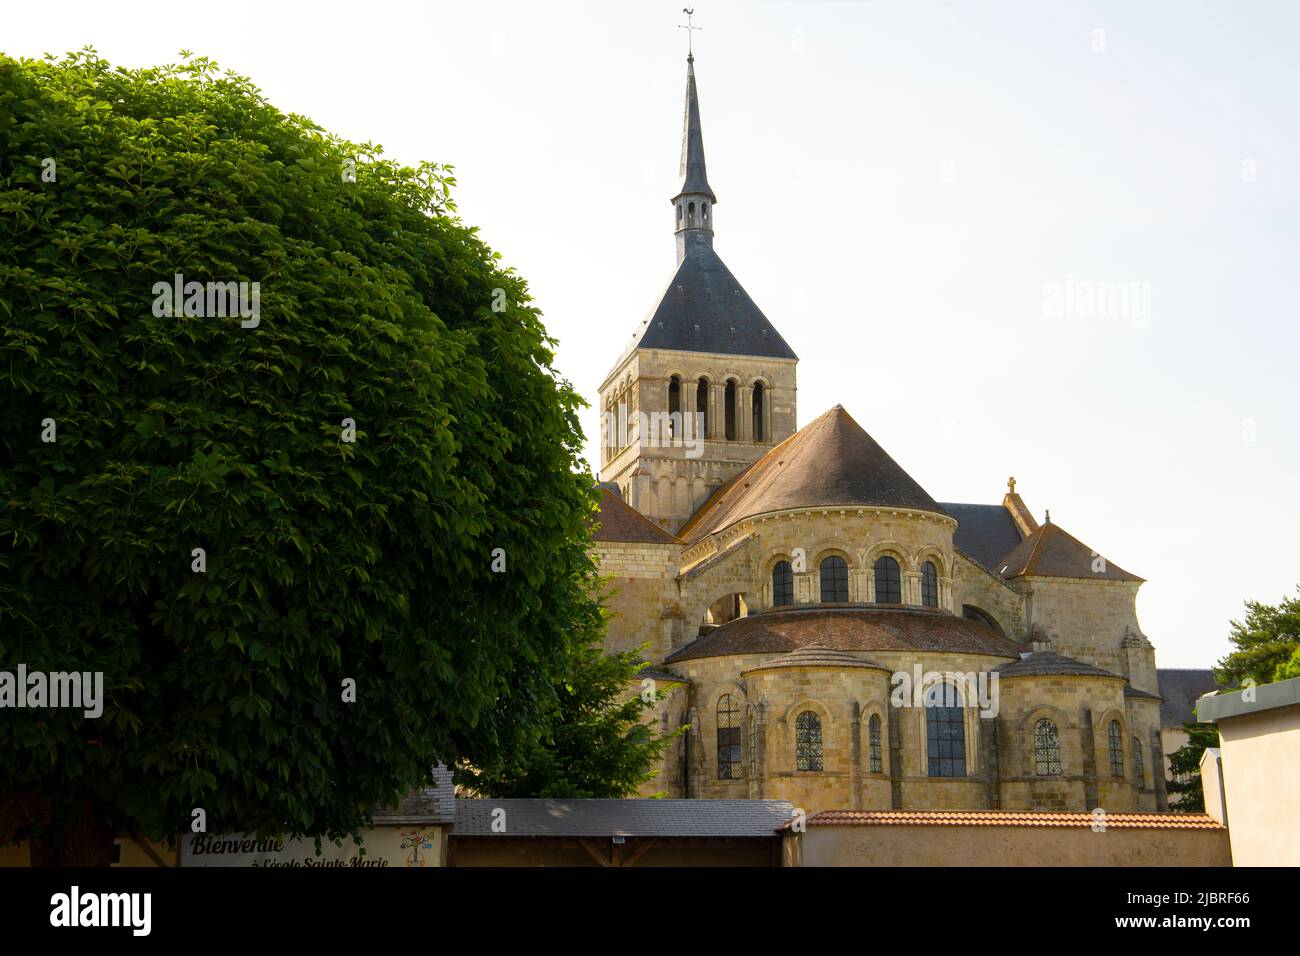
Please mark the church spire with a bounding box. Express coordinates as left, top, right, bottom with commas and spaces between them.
672, 54, 716, 264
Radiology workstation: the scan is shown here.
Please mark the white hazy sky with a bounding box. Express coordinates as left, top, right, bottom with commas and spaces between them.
7, 1, 1299, 668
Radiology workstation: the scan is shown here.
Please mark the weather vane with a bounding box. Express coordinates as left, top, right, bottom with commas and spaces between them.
679, 8, 702, 57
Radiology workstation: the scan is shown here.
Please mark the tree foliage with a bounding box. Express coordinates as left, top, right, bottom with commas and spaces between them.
0, 49, 611, 860
1213, 587, 1300, 687
1165, 723, 1219, 814
461, 640, 680, 799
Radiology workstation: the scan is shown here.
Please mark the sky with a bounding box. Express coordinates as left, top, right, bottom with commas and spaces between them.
6, 0, 1299, 668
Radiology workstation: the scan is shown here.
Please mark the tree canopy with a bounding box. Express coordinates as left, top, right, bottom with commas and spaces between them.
0, 49, 622, 862
1213, 586, 1300, 687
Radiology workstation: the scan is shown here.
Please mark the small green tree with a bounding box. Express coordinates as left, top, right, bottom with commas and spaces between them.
1273, 644, 1300, 682
1214, 588, 1300, 687
461, 639, 680, 799
1165, 723, 1220, 813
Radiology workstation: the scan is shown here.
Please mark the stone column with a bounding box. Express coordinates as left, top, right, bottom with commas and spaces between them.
1079, 707, 1099, 808
683, 378, 697, 442
739, 385, 752, 441
850, 701, 863, 810
888, 702, 904, 809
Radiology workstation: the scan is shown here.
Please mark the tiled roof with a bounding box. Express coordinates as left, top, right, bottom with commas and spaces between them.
996, 521, 1143, 583
1157, 669, 1221, 728
371, 765, 457, 825
1124, 683, 1162, 701
636, 663, 692, 685
452, 799, 795, 838
941, 502, 1024, 573
679, 405, 943, 543
994, 651, 1122, 681
590, 488, 682, 545
794, 810, 1223, 830
624, 244, 796, 361
665, 606, 1024, 664
742, 641, 888, 674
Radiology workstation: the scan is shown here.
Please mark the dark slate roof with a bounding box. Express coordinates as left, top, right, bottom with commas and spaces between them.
742, 641, 888, 674
371, 764, 456, 826
994, 651, 1122, 680
1157, 669, 1221, 728
1124, 684, 1162, 701
679, 405, 943, 543
625, 244, 797, 360
675, 56, 715, 202
636, 663, 692, 685
940, 502, 1024, 573
451, 799, 794, 838
996, 521, 1143, 583
590, 488, 682, 545
665, 607, 1024, 664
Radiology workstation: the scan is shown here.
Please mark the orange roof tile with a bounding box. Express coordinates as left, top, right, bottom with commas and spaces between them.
789, 810, 1222, 830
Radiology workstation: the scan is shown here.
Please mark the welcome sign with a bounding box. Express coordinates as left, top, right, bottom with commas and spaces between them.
181, 827, 442, 867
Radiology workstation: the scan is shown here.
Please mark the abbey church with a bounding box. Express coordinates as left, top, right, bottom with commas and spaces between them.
591, 54, 1168, 814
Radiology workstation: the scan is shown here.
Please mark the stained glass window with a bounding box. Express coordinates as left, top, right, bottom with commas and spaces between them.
874, 556, 902, 604
921, 560, 939, 608
772, 561, 794, 607
927, 700, 966, 777
749, 714, 758, 778
820, 556, 848, 603
1034, 718, 1062, 775
717, 694, 742, 779
1108, 720, 1124, 778
868, 713, 883, 773
796, 711, 823, 772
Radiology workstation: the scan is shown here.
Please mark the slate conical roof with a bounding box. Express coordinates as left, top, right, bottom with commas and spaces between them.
742, 641, 888, 674
680, 405, 943, 542
994, 651, 1123, 680
996, 521, 1143, 583
675, 56, 715, 203
625, 244, 798, 360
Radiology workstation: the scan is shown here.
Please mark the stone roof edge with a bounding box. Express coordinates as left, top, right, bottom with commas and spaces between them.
953, 546, 1023, 594
680, 530, 754, 581
686, 503, 958, 555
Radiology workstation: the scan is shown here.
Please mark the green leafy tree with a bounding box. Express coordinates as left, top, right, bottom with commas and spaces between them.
0, 49, 605, 864
1165, 723, 1220, 813
461, 638, 681, 799
1213, 587, 1300, 687
1273, 644, 1300, 682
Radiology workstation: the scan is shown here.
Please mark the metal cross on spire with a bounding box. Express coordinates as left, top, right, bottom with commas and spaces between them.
679, 8, 702, 57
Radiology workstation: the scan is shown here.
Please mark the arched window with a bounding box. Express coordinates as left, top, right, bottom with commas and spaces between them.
921, 560, 939, 608
696, 378, 710, 438
724, 380, 737, 440
667, 376, 681, 440
1133, 737, 1144, 788
687, 201, 696, 226
676, 203, 683, 226
795, 711, 823, 771
772, 560, 794, 607
1108, 720, 1124, 778
926, 694, 966, 777
874, 556, 902, 604
748, 714, 758, 778
868, 713, 883, 774
716, 694, 741, 779
819, 555, 848, 603
1034, 718, 1062, 776
752, 381, 765, 441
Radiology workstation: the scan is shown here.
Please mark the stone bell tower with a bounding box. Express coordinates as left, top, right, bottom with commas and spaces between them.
599, 53, 798, 533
